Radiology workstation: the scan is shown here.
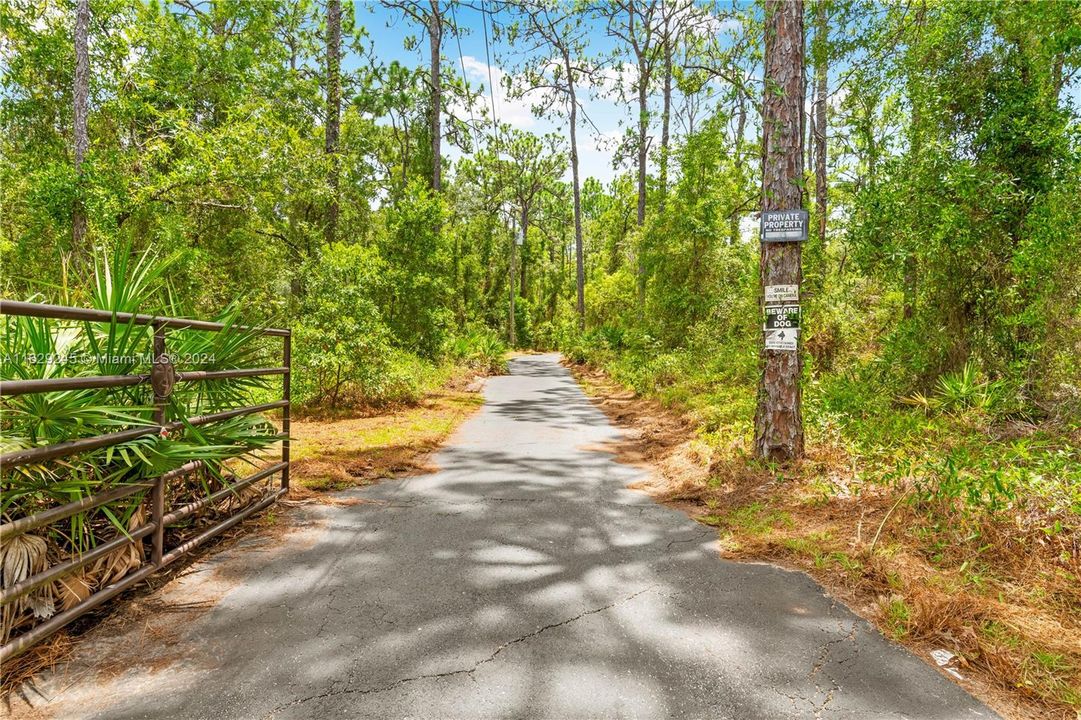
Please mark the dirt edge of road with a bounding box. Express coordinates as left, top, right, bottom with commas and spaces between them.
566, 359, 1074, 720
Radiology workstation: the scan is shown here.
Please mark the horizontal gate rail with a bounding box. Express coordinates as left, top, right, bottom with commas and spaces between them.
0, 400, 289, 468
0, 374, 150, 396
0, 366, 288, 397
162, 461, 288, 526
0, 299, 291, 664
0, 523, 158, 606
0, 299, 290, 336
0, 482, 153, 543
160, 489, 284, 567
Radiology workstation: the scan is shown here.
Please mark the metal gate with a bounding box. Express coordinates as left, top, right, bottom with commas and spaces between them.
0, 300, 291, 663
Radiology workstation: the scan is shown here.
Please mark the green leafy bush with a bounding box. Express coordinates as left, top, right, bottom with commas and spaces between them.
376, 181, 453, 358
445, 326, 507, 375
292, 242, 393, 407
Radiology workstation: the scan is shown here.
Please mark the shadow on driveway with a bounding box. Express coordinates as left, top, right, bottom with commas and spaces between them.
20, 354, 999, 720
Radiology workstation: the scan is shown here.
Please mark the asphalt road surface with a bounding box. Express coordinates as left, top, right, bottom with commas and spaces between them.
21, 353, 998, 720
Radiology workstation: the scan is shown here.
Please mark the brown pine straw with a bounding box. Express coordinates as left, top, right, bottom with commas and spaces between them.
568, 360, 1081, 720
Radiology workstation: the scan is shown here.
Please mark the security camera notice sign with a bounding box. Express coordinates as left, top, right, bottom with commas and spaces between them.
761, 210, 808, 242
765, 328, 798, 351
765, 284, 799, 303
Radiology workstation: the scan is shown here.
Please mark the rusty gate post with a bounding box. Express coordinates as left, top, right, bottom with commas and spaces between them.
282, 332, 291, 492
150, 322, 168, 565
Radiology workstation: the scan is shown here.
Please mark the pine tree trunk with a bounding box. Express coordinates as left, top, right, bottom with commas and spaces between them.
568, 59, 586, 329
636, 74, 648, 305
731, 91, 747, 244
428, 1, 442, 192
519, 213, 527, 300
800, 18, 808, 205
754, 0, 805, 462
659, 26, 673, 211
325, 0, 341, 247
72, 0, 90, 256
509, 221, 518, 347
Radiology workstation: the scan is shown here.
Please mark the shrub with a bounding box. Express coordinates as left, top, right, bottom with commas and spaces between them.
445, 326, 507, 375
0, 243, 279, 643
377, 181, 453, 358
291, 242, 394, 407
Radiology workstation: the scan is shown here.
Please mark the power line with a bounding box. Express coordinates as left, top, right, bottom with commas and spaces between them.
450, 2, 479, 151
481, 1, 499, 136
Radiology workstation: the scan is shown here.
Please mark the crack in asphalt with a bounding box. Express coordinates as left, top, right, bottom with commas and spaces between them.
261, 586, 656, 718
315, 582, 345, 638
771, 617, 860, 719
664, 530, 714, 553
807, 619, 859, 718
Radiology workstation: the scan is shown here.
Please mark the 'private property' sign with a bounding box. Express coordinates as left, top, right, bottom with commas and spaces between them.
761, 210, 808, 242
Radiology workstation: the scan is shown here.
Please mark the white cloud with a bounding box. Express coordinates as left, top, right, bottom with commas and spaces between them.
459, 55, 536, 129
709, 15, 743, 36
827, 84, 849, 112
670, 4, 741, 39
584, 62, 639, 95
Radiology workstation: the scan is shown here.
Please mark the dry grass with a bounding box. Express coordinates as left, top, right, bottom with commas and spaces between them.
288, 382, 484, 496
569, 360, 1081, 720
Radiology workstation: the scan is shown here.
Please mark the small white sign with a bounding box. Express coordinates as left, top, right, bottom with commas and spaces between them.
764, 328, 798, 351
765, 284, 799, 303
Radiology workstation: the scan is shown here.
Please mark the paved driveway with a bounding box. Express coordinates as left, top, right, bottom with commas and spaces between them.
20, 353, 997, 719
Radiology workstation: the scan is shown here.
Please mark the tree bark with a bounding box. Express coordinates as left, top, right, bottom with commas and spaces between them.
567, 56, 586, 329
754, 0, 805, 462
509, 223, 518, 347
325, 0, 341, 247
813, 0, 828, 248
72, 0, 90, 255
800, 14, 808, 204
730, 90, 747, 244
519, 211, 527, 299
428, 1, 442, 192
659, 17, 673, 211
806, 69, 814, 182
635, 71, 648, 305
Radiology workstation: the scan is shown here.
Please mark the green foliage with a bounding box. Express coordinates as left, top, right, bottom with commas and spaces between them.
512, 295, 534, 349
376, 181, 453, 358
844, 1, 1081, 405
1, 0, 1079, 572
641, 114, 756, 345
291, 242, 392, 407
445, 326, 508, 376
901, 362, 1014, 418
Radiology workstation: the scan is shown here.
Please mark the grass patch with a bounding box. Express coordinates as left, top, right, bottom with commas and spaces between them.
721, 502, 793, 536
879, 594, 913, 639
